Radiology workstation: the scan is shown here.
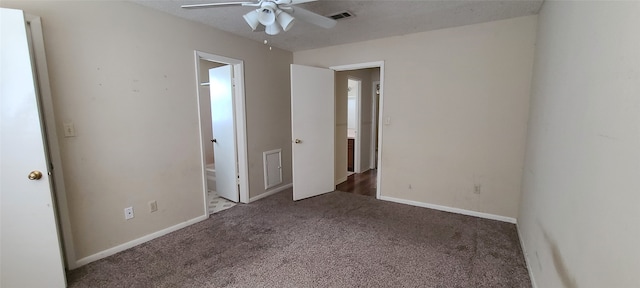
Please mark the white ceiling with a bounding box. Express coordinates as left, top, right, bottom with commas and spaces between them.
133, 0, 543, 52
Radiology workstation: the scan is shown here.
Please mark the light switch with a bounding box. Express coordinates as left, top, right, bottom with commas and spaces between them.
384, 116, 391, 125
63, 122, 76, 137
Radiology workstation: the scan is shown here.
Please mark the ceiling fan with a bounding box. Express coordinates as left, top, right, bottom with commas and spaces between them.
181, 0, 337, 35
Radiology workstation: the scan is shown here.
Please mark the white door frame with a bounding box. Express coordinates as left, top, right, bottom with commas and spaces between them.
24, 13, 77, 270
347, 76, 362, 173
330, 61, 385, 199
194, 51, 250, 206
371, 80, 380, 170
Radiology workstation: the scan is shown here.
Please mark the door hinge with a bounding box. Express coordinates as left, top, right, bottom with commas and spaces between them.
236, 176, 240, 185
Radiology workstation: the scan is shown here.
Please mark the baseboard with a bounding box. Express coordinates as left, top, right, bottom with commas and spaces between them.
249, 183, 292, 203
517, 224, 538, 288
378, 196, 517, 224
75, 214, 208, 267
335, 176, 348, 186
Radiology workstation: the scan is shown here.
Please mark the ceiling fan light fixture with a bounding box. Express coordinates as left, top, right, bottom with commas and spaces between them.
243, 10, 261, 30
181, 0, 337, 36
257, 2, 277, 26
265, 22, 282, 35
276, 10, 295, 31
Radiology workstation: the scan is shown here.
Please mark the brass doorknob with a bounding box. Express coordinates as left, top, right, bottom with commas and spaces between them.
28, 171, 43, 180
294, 139, 302, 144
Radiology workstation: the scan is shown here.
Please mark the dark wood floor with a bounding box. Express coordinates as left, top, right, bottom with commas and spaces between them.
336, 169, 377, 197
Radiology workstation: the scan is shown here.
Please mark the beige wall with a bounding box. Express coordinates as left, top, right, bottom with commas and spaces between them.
371, 68, 380, 83
295, 15, 537, 219
518, 2, 640, 287
1, 1, 293, 262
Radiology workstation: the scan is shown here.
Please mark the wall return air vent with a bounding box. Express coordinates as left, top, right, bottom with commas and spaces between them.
327, 11, 354, 20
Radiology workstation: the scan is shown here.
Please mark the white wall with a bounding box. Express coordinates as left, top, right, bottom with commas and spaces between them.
296, 15, 537, 219
347, 78, 357, 131
347, 97, 356, 130
518, 1, 640, 287
0, 1, 293, 263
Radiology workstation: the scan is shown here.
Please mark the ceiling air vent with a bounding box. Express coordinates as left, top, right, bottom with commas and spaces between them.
327, 11, 354, 20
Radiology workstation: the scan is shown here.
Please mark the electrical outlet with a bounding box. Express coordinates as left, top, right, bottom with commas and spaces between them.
124, 207, 134, 220
474, 184, 481, 194
149, 201, 158, 213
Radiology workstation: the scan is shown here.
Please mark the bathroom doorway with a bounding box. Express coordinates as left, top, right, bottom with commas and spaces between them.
194, 51, 250, 215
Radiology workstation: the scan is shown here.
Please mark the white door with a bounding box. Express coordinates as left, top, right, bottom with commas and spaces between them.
291, 64, 335, 201
0, 8, 66, 288
210, 65, 239, 202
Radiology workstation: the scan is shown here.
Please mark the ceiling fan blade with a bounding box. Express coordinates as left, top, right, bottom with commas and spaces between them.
290, 6, 336, 29
274, 0, 316, 4
181, 1, 258, 9
290, 0, 317, 4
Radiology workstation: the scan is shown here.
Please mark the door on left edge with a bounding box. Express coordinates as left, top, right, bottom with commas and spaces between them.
1, 8, 66, 288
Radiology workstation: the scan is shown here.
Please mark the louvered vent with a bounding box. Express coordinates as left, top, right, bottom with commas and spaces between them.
327, 11, 354, 20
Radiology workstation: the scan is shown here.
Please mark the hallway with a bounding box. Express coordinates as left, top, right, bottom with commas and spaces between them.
336, 169, 377, 197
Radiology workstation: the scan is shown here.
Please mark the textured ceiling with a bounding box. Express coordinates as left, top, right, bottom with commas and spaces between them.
132, 0, 543, 52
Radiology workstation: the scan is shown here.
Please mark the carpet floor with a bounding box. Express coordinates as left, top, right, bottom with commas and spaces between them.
67, 189, 531, 287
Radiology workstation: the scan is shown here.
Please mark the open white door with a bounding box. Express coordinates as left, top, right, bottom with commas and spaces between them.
0, 8, 66, 287
210, 65, 239, 202
291, 64, 335, 201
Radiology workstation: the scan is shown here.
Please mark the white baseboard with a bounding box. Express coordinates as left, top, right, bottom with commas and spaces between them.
517, 224, 538, 288
249, 183, 292, 203
378, 196, 517, 224
335, 176, 348, 186
75, 214, 208, 267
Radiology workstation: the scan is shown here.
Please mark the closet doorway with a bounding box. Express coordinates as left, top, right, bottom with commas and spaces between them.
194, 51, 250, 215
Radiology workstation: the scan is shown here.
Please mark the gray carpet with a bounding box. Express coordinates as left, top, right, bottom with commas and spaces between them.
67, 189, 531, 287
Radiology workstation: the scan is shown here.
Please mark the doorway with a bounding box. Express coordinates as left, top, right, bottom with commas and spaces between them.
289, 62, 384, 201
194, 51, 250, 213
331, 62, 384, 198
337, 76, 380, 197
347, 77, 361, 174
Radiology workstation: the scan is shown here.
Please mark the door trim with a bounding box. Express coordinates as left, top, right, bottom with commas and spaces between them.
371, 80, 380, 170
25, 14, 76, 270
330, 61, 385, 200
194, 51, 250, 206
